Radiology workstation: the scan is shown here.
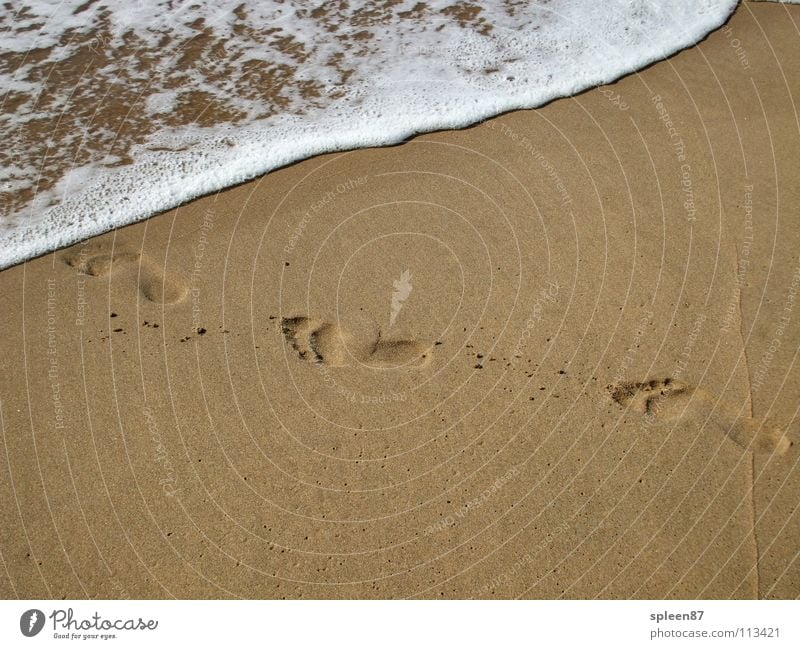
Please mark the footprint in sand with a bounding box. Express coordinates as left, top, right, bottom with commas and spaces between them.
281, 316, 431, 369
63, 243, 187, 304
609, 378, 791, 455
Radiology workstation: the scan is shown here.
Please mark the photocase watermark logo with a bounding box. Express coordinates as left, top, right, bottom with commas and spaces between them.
389, 270, 413, 327
20, 609, 45, 637
17, 607, 159, 641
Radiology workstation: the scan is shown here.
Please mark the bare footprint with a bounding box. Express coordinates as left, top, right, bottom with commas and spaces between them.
64, 244, 139, 277
609, 378, 791, 455
609, 378, 691, 418
367, 332, 431, 369
64, 243, 187, 305
139, 275, 188, 305
281, 316, 431, 368
281, 317, 350, 366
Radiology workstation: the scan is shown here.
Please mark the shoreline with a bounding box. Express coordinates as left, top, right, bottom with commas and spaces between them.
0, 0, 741, 271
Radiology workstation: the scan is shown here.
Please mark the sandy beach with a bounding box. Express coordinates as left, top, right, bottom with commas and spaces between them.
1, 1, 799, 599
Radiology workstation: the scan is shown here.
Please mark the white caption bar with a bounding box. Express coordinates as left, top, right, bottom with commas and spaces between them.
1, 600, 796, 648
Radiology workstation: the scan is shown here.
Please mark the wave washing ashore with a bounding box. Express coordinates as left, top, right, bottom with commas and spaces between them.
0, 0, 741, 269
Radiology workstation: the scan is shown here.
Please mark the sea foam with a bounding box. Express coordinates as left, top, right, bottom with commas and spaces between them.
1, 0, 738, 268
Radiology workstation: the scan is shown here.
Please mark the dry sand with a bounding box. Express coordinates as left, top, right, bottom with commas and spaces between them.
1, 2, 799, 599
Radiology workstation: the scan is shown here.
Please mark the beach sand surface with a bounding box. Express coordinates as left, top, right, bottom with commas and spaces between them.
0, 2, 798, 598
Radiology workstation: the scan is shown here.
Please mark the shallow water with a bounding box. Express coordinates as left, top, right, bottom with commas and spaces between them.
1, 0, 737, 268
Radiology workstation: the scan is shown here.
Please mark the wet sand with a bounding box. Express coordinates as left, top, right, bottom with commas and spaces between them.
1, 1, 799, 598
